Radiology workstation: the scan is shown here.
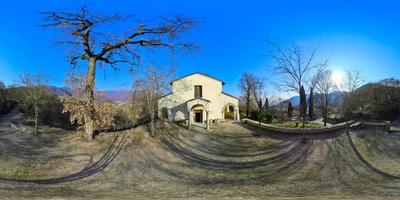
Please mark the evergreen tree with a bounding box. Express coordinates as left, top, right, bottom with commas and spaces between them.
308, 88, 314, 119
263, 97, 269, 114
257, 98, 263, 135
287, 101, 294, 118
258, 98, 263, 118
299, 85, 307, 127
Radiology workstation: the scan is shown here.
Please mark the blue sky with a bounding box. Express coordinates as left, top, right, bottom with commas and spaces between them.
0, 0, 400, 98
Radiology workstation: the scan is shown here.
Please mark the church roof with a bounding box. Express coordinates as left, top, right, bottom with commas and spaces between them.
170, 72, 225, 85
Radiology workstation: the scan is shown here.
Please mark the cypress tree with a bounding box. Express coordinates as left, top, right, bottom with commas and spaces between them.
288, 101, 294, 118
308, 88, 314, 119
263, 97, 269, 114
299, 85, 307, 127
257, 98, 263, 134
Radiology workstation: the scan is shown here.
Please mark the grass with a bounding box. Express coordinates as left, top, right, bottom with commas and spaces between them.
271, 121, 323, 128
0, 113, 400, 199
328, 113, 342, 119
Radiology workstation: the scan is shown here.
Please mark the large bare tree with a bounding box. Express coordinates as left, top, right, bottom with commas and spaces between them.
315, 69, 336, 126
267, 41, 328, 125
41, 7, 196, 139
239, 72, 263, 117
19, 72, 46, 134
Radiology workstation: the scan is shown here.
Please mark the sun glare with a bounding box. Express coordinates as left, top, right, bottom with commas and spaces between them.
331, 70, 344, 85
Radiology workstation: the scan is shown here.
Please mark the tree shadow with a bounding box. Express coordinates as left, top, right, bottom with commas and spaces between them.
162, 123, 297, 158
148, 137, 313, 185
0, 131, 130, 185
346, 130, 400, 180
158, 131, 305, 170
151, 121, 314, 186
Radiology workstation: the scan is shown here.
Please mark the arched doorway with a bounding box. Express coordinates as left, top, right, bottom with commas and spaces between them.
191, 104, 204, 123
223, 104, 235, 120
186, 98, 210, 129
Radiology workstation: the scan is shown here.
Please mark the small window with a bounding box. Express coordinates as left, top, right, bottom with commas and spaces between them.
194, 85, 202, 98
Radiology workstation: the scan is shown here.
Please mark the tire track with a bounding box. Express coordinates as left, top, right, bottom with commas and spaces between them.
346, 131, 400, 180
0, 131, 129, 185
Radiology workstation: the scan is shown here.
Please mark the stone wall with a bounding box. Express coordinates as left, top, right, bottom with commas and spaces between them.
242, 119, 355, 135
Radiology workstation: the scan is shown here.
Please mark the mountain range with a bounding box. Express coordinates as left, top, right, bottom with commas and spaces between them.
47, 83, 376, 105
283, 91, 344, 105
47, 86, 131, 102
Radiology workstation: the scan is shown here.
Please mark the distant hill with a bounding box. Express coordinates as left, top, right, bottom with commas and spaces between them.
46, 86, 72, 96
103, 90, 131, 102
353, 82, 380, 93
46, 86, 131, 102
272, 91, 344, 109
272, 80, 397, 110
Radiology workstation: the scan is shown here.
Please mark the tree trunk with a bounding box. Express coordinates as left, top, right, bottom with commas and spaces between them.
246, 96, 250, 117
84, 57, 97, 140
150, 115, 155, 137
149, 105, 156, 137
34, 104, 38, 134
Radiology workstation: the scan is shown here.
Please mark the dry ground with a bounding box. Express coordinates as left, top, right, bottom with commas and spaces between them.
0, 110, 400, 199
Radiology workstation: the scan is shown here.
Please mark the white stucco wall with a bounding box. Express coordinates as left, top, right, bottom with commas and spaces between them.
158, 73, 239, 122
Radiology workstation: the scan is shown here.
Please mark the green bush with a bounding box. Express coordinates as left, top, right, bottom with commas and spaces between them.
249, 111, 258, 121
249, 111, 273, 124
261, 114, 273, 124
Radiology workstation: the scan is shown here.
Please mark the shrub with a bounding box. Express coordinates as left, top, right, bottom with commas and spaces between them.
113, 103, 135, 130
60, 95, 115, 132
261, 114, 273, 124
249, 111, 273, 124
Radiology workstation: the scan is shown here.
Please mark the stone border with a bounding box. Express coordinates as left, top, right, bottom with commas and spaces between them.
242, 118, 354, 135
363, 121, 391, 132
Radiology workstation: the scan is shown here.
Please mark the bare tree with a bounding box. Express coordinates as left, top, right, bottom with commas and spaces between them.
340, 69, 363, 127
239, 72, 263, 117
19, 73, 46, 134
41, 6, 196, 139
268, 41, 328, 125
133, 65, 174, 137
315, 69, 336, 126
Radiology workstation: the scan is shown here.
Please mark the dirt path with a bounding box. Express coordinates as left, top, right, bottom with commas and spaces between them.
0, 105, 21, 123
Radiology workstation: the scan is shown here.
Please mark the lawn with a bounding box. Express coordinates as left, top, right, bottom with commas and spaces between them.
0, 112, 400, 200
271, 121, 324, 128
